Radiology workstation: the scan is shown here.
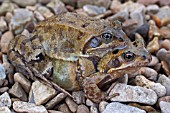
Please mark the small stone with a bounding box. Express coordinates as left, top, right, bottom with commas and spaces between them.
0, 107, 11, 113
10, 9, 34, 34
34, 11, 45, 21
110, 0, 122, 13
2, 54, 14, 75
146, 5, 159, 14
0, 31, 14, 53
147, 37, 160, 53
159, 101, 170, 113
159, 27, 170, 39
107, 10, 129, 22
45, 93, 67, 109
13, 101, 48, 113
0, 92, 11, 108
148, 20, 160, 39
156, 6, 170, 20
72, 91, 85, 104
132, 67, 158, 81
12, 0, 37, 7
99, 101, 108, 113
162, 61, 170, 76
0, 64, 6, 79
9, 82, 27, 101
14, 73, 31, 93
160, 39, 170, 50
65, 97, 78, 112
36, 6, 54, 18
147, 55, 159, 66
47, 0, 67, 15
48, 110, 63, 113
158, 96, 170, 105
109, 83, 157, 105
38, 0, 51, 4
135, 75, 166, 97
83, 5, 106, 16
58, 103, 72, 113
137, 0, 159, 5
0, 17, 8, 33
159, 0, 170, 6
90, 106, 98, 113
76, 104, 89, 113
0, 2, 16, 16
21, 29, 30, 37
0, 87, 9, 94
158, 74, 170, 95
103, 102, 146, 113
32, 81, 57, 105
86, 99, 96, 107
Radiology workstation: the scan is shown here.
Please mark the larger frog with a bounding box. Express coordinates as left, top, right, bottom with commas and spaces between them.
8, 12, 151, 103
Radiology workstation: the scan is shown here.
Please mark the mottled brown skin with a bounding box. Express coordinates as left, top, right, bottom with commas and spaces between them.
8, 12, 151, 103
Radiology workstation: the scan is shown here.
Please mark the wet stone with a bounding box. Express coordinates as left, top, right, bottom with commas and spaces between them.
109, 83, 158, 105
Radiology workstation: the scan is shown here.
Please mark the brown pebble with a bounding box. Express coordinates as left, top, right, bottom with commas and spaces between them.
0, 31, 14, 53
14, 73, 31, 93
160, 39, 170, 50
48, 110, 63, 113
147, 37, 160, 53
129, 103, 157, 112
77, 104, 89, 113
58, 103, 72, 113
161, 61, 170, 76
65, 97, 78, 113
0, 87, 9, 93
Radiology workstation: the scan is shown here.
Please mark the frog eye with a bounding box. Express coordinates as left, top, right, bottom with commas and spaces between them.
122, 51, 135, 62
101, 32, 113, 43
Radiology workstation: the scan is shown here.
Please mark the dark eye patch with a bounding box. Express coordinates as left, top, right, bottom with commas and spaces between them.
122, 51, 135, 62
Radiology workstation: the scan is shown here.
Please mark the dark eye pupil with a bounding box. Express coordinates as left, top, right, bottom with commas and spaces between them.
102, 33, 112, 40
123, 51, 135, 61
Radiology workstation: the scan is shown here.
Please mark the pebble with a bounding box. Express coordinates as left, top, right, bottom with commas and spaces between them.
90, 106, 99, 113
132, 67, 158, 81
160, 39, 170, 50
107, 10, 129, 22
0, 107, 11, 113
2, 55, 14, 75
109, 83, 157, 105
161, 61, 170, 76
0, 2, 16, 16
36, 6, 54, 18
45, 93, 66, 109
47, 0, 67, 15
0, 64, 6, 79
83, 5, 106, 16
58, 103, 72, 113
146, 5, 159, 14
10, 9, 34, 34
14, 73, 31, 93
72, 91, 85, 104
32, 81, 57, 105
34, 11, 45, 21
158, 74, 170, 95
11, 0, 37, 7
0, 92, 11, 108
86, 99, 96, 107
147, 37, 160, 53
148, 20, 160, 39
147, 55, 159, 66
159, 101, 170, 113
156, 6, 170, 20
135, 75, 166, 97
0, 31, 14, 53
48, 110, 63, 113
65, 97, 78, 112
0, 87, 9, 94
9, 82, 27, 101
158, 96, 170, 105
110, 0, 122, 13
0, 17, 7, 33
99, 101, 108, 113
159, 27, 170, 39
103, 102, 146, 113
76, 104, 89, 113
38, 0, 51, 4
13, 101, 48, 113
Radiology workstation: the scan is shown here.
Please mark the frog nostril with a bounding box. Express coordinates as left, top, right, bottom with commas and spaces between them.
142, 55, 147, 59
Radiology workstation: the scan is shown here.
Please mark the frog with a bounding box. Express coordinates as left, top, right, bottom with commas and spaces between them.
7, 12, 151, 103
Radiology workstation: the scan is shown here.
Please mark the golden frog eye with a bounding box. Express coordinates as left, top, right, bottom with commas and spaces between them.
101, 32, 113, 43
122, 51, 135, 62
